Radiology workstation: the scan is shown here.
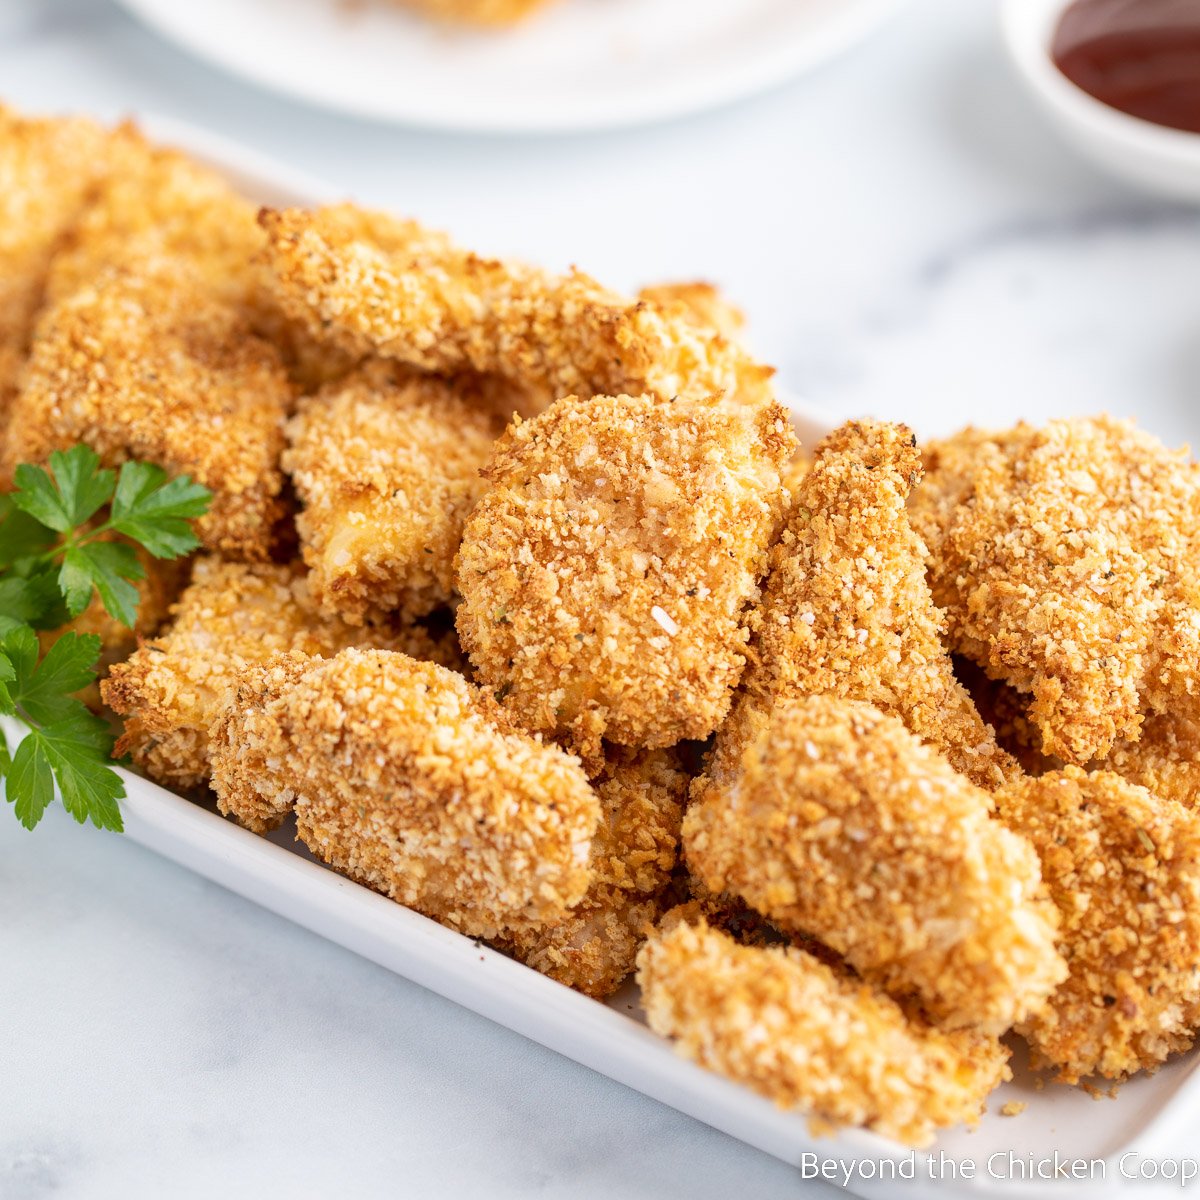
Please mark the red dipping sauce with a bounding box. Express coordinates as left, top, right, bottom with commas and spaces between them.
1053, 0, 1200, 133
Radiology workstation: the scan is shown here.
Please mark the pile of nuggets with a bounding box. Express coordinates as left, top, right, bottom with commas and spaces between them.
7, 103, 1200, 1149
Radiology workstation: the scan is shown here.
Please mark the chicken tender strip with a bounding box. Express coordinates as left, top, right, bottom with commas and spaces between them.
636, 915, 1011, 1148
396, 0, 554, 24
283, 361, 510, 624
913, 417, 1200, 764
686, 696, 1066, 1034
209, 649, 599, 938
997, 768, 1200, 1083
637, 281, 746, 343
455, 391, 795, 761
259, 205, 775, 414
102, 557, 455, 792
1098, 714, 1200, 809
0, 107, 113, 434
493, 747, 687, 998
707, 420, 1015, 791
3, 251, 291, 559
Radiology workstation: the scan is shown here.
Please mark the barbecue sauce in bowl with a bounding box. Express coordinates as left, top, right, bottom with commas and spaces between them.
1053, 0, 1200, 133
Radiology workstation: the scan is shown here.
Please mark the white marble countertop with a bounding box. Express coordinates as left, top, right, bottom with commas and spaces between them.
4, 1, 1200, 1197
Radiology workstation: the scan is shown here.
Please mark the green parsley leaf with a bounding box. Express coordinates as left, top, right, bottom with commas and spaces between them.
109, 462, 210, 558
0, 494, 56, 570
61, 541, 144, 627
37, 713, 124, 832
11, 445, 115, 532
11, 632, 102, 726
7, 730, 55, 831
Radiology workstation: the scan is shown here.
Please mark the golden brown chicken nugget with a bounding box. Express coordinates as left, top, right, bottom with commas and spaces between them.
455, 390, 794, 761
283, 361, 511, 624
102, 557, 455, 791
259, 205, 774, 414
209, 649, 599, 938
686, 695, 1065, 1034
707, 420, 1015, 792
997, 767, 1200, 1083
913, 417, 1200, 765
494, 746, 687, 998
637, 914, 1011, 1148
637, 281, 746, 343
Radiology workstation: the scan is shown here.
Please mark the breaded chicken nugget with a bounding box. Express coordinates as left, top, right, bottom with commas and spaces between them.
259, 205, 775, 414
913, 417, 1200, 764
637, 281, 746, 343
686, 696, 1065, 1033
954, 656, 1062, 777
0, 107, 113, 433
44, 124, 263, 310
708, 420, 1014, 791
493, 747, 687, 998
454, 391, 794, 761
4, 251, 291, 559
209, 649, 599, 938
636, 914, 1011, 1148
283, 361, 510, 624
1098, 714, 1200, 808
102, 557, 453, 791
997, 768, 1200, 1083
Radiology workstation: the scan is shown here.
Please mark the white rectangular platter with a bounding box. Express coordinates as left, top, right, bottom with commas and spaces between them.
16, 113, 1200, 1200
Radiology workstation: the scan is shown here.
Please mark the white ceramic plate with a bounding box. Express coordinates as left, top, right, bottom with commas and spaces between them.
9, 115, 1200, 1199
113, 0, 906, 134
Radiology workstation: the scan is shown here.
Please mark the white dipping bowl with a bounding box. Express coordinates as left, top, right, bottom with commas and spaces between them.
1002, 0, 1200, 201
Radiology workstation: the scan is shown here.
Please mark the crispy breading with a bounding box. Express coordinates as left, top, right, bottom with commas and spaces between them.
283, 361, 508, 624
101, 557, 454, 791
685, 696, 1066, 1034
637, 281, 746, 343
395, 0, 554, 24
493, 746, 687, 998
1098, 713, 1200, 808
454, 391, 794, 761
954, 655, 1062, 777
258, 205, 775, 414
44, 123, 263, 310
209, 649, 600, 938
706, 420, 1015, 792
913, 417, 1200, 764
3, 251, 291, 559
636, 914, 1011, 1148
997, 768, 1200, 1082
0, 107, 113, 435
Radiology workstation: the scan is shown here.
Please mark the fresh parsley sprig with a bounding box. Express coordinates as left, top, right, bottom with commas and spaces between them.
0, 445, 211, 832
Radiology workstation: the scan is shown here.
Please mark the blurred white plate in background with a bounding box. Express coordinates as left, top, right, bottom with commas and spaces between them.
113, 0, 906, 134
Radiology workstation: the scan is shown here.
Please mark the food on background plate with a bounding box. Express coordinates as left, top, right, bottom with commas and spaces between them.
394, 0, 556, 27
6, 102, 1200, 1149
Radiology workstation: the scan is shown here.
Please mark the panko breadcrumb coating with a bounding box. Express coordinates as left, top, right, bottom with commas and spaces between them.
686, 696, 1065, 1033
101, 557, 454, 791
636, 914, 1011, 1148
1098, 713, 1200, 808
259, 205, 775, 414
493, 747, 687, 998
454, 391, 794, 761
283, 361, 509, 624
44, 123, 263, 311
706, 420, 1014, 792
3, 251, 291, 559
997, 768, 1200, 1083
0, 107, 113, 435
637, 281, 746, 343
954, 656, 1062, 778
396, 0, 554, 23
913, 417, 1200, 764
209, 649, 600, 938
